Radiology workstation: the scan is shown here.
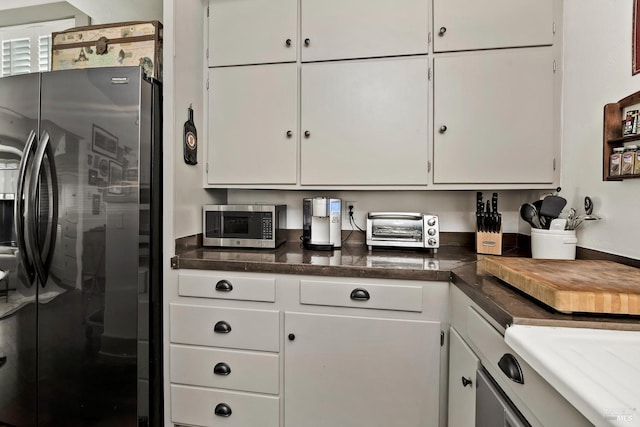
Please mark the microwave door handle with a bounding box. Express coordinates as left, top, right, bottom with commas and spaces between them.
26, 131, 58, 287
15, 130, 37, 286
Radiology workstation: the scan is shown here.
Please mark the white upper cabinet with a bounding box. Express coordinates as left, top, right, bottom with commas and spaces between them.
208, 0, 298, 66
207, 63, 298, 185
433, 0, 554, 52
433, 48, 555, 184
300, 0, 429, 62
300, 57, 429, 186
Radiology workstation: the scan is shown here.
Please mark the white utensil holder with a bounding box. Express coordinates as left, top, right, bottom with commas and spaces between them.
531, 228, 577, 260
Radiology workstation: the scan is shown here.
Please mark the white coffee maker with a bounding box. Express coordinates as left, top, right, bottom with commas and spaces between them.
302, 197, 342, 250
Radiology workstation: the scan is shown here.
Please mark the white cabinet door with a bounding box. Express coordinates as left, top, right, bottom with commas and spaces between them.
301, 57, 429, 186
433, 48, 555, 184
300, 0, 429, 62
284, 312, 441, 427
448, 328, 480, 427
433, 0, 553, 52
208, 0, 297, 66
207, 64, 298, 185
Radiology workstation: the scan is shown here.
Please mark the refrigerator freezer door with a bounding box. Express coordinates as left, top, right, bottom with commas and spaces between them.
0, 72, 40, 427
37, 67, 147, 426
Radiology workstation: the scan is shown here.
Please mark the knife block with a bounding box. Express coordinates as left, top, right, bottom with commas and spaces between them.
476, 228, 503, 255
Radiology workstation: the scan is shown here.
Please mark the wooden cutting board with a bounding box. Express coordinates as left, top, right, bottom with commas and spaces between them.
482, 256, 640, 315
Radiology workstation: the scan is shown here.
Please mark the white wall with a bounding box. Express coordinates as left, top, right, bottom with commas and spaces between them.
169, 0, 226, 240
561, 0, 640, 260
65, 0, 162, 23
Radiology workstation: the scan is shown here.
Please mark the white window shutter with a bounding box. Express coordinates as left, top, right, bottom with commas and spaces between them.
38, 35, 51, 71
1, 38, 31, 76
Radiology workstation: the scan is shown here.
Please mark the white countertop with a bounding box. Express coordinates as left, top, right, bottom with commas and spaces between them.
505, 325, 640, 427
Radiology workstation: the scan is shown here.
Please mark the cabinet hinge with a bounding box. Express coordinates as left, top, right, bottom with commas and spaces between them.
553, 22, 556, 35
553, 158, 556, 171
440, 331, 445, 347
428, 32, 432, 45
207, 5, 210, 18
428, 67, 432, 81
206, 47, 209, 60
427, 161, 432, 173
553, 60, 557, 73
206, 162, 209, 173
206, 78, 209, 90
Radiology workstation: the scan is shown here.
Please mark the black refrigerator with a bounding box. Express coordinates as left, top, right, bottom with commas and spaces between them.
0, 66, 162, 426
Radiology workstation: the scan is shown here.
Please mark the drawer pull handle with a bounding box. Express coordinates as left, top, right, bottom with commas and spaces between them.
214, 362, 231, 376
461, 376, 472, 387
350, 288, 370, 301
498, 353, 524, 384
214, 403, 232, 417
214, 321, 232, 334
215, 280, 233, 292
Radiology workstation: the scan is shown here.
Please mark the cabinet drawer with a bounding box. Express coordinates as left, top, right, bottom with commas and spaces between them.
179, 272, 276, 302
170, 304, 280, 352
466, 308, 589, 427
171, 384, 279, 427
170, 344, 279, 395
300, 279, 422, 312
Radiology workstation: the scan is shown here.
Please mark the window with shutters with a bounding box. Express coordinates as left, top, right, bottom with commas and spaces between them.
0, 18, 74, 77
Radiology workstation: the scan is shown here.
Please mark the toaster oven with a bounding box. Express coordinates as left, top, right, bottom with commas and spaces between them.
366, 212, 439, 251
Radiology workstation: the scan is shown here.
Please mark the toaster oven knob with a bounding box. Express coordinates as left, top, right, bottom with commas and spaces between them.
428, 238, 437, 246
428, 228, 436, 236
427, 217, 437, 226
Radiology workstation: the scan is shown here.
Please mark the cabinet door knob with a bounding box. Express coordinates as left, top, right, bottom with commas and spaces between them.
350, 288, 370, 301
304, 130, 311, 138
285, 38, 292, 47
286, 130, 293, 138
304, 38, 311, 46
438, 27, 447, 36
498, 353, 524, 384
214, 321, 232, 334
215, 280, 233, 292
214, 362, 231, 376
288, 333, 296, 341
461, 376, 473, 387
439, 125, 448, 134
214, 403, 232, 417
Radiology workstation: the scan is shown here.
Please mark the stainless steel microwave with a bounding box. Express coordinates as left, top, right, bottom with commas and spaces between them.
203, 204, 287, 248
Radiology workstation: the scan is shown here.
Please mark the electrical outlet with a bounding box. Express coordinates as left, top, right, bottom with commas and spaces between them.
344, 201, 357, 221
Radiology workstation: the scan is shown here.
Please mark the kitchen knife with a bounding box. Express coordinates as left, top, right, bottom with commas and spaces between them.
491, 193, 498, 233
485, 200, 491, 233
476, 192, 483, 232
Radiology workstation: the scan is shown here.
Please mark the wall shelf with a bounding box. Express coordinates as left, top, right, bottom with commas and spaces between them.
603, 89, 640, 181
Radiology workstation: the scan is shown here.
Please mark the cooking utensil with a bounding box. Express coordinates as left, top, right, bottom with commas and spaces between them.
520, 203, 541, 229
539, 195, 567, 219
549, 218, 567, 230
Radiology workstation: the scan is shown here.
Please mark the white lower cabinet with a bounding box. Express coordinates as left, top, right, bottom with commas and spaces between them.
170, 271, 448, 426
284, 312, 441, 427
447, 327, 479, 427
171, 384, 280, 427
448, 285, 592, 427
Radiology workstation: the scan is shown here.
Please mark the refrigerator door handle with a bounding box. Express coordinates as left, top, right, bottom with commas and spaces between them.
15, 129, 38, 286
26, 131, 59, 287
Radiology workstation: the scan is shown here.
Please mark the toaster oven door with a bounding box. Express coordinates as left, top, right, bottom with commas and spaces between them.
367, 213, 425, 247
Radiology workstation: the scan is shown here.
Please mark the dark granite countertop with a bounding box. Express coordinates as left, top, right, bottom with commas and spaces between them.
171, 239, 640, 332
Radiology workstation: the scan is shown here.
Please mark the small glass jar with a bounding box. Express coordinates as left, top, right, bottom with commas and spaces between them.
622, 145, 637, 175
610, 147, 625, 176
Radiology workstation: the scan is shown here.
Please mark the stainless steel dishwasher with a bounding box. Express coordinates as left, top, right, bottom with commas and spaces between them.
476, 368, 531, 427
